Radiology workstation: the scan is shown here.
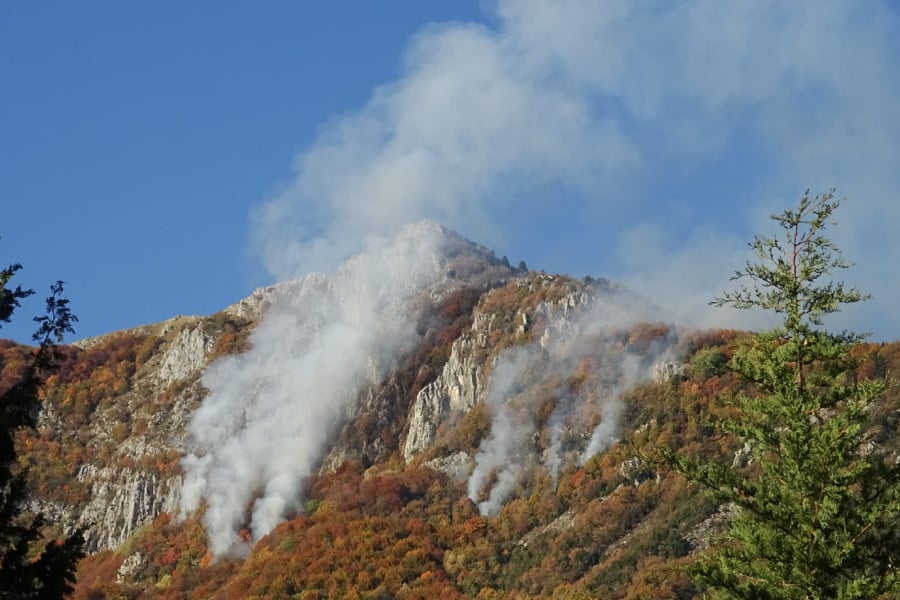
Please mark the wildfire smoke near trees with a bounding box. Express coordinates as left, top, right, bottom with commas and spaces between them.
0, 194, 897, 598
3, 0, 900, 597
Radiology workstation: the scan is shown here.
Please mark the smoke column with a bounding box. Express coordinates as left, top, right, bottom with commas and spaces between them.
251, 0, 900, 336
180, 224, 449, 557
468, 294, 678, 516
466, 346, 537, 516
180, 0, 900, 552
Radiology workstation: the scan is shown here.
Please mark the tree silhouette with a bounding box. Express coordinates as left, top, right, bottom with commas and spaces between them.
1, 259, 84, 599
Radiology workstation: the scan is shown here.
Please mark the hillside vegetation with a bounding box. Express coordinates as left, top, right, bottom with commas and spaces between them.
1, 215, 897, 598
62, 329, 900, 599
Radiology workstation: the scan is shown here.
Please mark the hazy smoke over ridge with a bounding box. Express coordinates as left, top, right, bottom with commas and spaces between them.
181, 224, 451, 557
253, 0, 900, 335
182, 0, 900, 555
468, 294, 677, 516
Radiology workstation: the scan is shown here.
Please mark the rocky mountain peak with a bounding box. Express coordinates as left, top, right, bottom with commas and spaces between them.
6, 223, 819, 598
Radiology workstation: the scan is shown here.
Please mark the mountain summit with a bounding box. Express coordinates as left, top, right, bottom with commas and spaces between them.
9, 223, 894, 597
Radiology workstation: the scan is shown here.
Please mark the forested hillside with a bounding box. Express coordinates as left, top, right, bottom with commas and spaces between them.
2, 222, 898, 599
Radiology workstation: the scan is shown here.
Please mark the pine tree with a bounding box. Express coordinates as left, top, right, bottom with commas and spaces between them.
1, 260, 84, 599
665, 191, 900, 599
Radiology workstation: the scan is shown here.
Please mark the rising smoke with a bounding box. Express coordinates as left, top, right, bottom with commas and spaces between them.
467, 293, 678, 516
180, 223, 455, 557
251, 0, 900, 335
181, 0, 900, 554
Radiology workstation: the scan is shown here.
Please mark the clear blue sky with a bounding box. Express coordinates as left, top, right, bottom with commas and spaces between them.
1, 2, 485, 342
3, 1, 900, 343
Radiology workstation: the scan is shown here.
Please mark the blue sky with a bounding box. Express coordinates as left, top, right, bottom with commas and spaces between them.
3, 1, 900, 343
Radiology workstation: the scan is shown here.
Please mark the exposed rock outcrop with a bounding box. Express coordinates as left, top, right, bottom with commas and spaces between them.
685, 502, 740, 552
157, 325, 214, 385
224, 280, 301, 321
652, 361, 689, 383
77, 466, 181, 552
403, 276, 597, 463
26, 316, 233, 553
424, 451, 472, 479
404, 334, 485, 462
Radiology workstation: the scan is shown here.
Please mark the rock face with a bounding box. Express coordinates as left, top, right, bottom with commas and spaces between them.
403, 277, 598, 463
224, 281, 297, 321
404, 333, 485, 462
157, 325, 214, 385
76, 466, 181, 551
652, 361, 688, 383
26, 315, 241, 553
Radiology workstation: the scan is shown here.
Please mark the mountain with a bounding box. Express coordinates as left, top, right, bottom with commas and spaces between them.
4, 222, 898, 598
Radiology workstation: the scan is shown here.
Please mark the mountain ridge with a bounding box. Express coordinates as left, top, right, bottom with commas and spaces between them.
4, 223, 896, 598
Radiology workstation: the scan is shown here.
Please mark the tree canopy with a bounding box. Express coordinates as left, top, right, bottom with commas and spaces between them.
1, 259, 84, 599
666, 191, 900, 599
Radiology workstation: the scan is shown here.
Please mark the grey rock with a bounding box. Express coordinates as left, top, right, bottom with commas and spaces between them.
652, 361, 689, 383
157, 326, 214, 385
403, 325, 486, 462
77, 465, 181, 552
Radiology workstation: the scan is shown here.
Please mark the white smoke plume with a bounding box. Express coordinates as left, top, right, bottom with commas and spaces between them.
466, 346, 537, 516
182, 0, 900, 554
251, 0, 900, 335
468, 293, 678, 516
580, 402, 622, 466
180, 223, 454, 557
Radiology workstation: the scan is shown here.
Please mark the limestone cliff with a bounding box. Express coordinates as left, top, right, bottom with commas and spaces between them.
21, 314, 247, 552
403, 332, 485, 462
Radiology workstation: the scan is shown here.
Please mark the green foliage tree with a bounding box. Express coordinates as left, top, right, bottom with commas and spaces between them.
665, 191, 900, 599
1, 260, 84, 599
691, 347, 729, 379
